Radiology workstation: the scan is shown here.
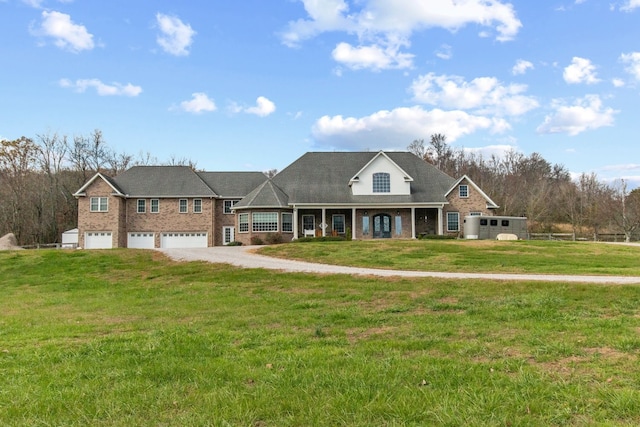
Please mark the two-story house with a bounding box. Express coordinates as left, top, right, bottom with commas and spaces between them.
74, 151, 498, 248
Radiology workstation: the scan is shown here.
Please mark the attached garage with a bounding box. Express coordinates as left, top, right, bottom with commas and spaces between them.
160, 232, 208, 248
128, 232, 155, 249
84, 231, 113, 249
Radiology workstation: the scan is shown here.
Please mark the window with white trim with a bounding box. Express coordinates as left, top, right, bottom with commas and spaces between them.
252, 212, 278, 232
179, 199, 187, 213
193, 199, 202, 213
282, 213, 293, 233
239, 213, 249, 233
90, 197, 108, 212
332, 214, 345, 234
224, 200, 239, 214
372, 172, 391, 193
447, 212, 460, 232
459, 185, 469, 198
151, 199, 159, 213
137, 199, 146, 213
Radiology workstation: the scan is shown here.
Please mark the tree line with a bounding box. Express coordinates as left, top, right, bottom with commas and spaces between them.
1, 130, 639, 245
0, 130, 197, 246
409, 134, 640, 242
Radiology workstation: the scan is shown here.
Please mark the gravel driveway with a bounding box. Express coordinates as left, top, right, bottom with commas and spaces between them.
158, 246, 640, 285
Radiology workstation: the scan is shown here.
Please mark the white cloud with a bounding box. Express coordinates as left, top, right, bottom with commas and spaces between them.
311, 106, 510, 151
410, 73, 539, 116
59, 78, 142, 96
512, 59, 534, 75
620, 52, 640, 80
282, 0, 521, 46
22, 0, 45, 7
32, 11, 94, 52
563, 57, 600, 84
178, 93, 216, 114
280, 0, 521, 71
536, 95, 617, 136
156, 13, 196, 56
331, 41, 414, 70
620, 0, 640, 11
612, 78, 625, 87
245, 97, 277, 117
22, 0, 73, 6
435, 44, 453, 60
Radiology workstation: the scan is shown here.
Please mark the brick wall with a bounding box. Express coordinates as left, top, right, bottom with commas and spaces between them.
77, 179, 123, 248
445, 178, 495, 236
127, 197, 215, 247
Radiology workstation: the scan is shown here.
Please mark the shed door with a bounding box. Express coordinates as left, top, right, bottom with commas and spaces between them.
85, 232, 113, 249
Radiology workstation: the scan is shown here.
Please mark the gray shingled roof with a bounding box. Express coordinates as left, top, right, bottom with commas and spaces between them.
234, 179, 289, 209
197, 172, 267, 198
258, 151, 457, 206
113, 166, 216, 197
104, 152, 458, 206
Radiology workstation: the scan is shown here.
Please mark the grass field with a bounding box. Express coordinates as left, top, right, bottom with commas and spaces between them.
1, 243, 640, 426
259, 239, 640, 276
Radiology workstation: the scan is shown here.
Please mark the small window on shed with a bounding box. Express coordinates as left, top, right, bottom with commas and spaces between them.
502, 220, 510, 226
480, 219, 488, 226
490, 219, 498, 226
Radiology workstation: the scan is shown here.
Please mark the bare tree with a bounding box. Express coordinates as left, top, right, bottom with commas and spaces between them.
611, 179, 640, 242
407, 139, 426, 159
0, 137, 39, 243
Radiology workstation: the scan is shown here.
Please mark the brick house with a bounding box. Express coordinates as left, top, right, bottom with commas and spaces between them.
74, 151, 498, 248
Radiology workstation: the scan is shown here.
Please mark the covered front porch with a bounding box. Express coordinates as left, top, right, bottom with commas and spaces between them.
292, 206, 449, 240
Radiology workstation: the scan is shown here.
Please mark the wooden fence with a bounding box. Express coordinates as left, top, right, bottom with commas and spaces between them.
528, 233, 633, 242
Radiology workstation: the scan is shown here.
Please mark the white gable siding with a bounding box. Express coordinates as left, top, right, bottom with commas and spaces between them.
351, 155, 411, 196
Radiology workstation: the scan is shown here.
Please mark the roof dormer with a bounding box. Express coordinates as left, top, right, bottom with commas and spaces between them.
349, 151, 413, 196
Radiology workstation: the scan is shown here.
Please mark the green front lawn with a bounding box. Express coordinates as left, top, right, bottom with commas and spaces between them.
1, 247, 640, 426
259, 239, 640, 276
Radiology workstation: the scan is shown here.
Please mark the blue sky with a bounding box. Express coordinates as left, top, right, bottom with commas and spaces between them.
2, 0, 640, 188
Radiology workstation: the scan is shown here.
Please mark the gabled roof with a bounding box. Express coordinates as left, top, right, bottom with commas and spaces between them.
197, 171, 267, 198
260, 151, 456, 206
349, 151, 414, 186
234, 179, 289, 209
73, 172, 124, 197
446, 175, 500, 209
112, 166, 216, 197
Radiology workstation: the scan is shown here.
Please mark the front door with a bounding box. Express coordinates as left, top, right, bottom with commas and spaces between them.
373, 214, 392, 238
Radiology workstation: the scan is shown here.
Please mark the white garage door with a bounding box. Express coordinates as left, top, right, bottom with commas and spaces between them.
161, 232, 208, 248
128, 232, 155, 249
85, 231, 113, 249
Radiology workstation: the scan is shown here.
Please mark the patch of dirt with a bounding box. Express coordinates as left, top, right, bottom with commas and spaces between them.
346, 326, 398, 344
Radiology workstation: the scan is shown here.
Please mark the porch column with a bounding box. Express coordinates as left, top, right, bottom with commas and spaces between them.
292, 206, 299, 239
411, 207, 416, 239
322, 208, 327, 237
438, 207, 444, 235
352, 208, 357, 240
